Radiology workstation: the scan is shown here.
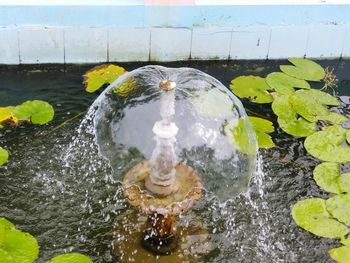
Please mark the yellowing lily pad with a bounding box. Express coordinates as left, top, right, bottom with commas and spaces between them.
113, 76, 138, 97
0, 147, 9, 166
304, 125, 350, 163
0, 106, 17, 127
313, 162, 350, 194
224, 118, 257, 155
326, 194, 350, 226
280, 58, 326, 81
48, 253, 93, 263
272, 95, 316, 137
229, 76, 273, 103
83, 64, 127, 93
329, 245, 350, 263
266, 72, 310, 95
14, 100, 54, 125
248, 116, 275, 148
292, 198, 348, 239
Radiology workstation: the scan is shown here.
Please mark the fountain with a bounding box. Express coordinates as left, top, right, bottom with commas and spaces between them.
93, 65, 257, 260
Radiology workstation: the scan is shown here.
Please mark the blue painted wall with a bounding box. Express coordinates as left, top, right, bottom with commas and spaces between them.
1, 5, 350, 28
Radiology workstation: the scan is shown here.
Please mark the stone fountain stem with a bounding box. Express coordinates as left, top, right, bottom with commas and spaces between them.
146, 81, 179, 195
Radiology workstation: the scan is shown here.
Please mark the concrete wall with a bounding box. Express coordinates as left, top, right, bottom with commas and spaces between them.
0, 1, 350, 64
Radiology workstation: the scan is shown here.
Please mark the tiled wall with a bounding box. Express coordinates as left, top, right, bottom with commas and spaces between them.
1, 25, 350, 64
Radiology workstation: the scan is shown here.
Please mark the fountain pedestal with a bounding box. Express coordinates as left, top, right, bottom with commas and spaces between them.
122, 160, 203, 255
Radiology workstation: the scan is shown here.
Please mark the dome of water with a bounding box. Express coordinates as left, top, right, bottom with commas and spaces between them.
93, 65, 257, 201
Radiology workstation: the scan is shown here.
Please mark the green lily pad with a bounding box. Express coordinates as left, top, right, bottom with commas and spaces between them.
313, 162, 350, 194
272, 95, 316, 137
292, 198, 348, 239
347, 130, 350, 145
290, 89, 340, 123
304, 125, 350, 163
248, 116, 275, 148
318, 112, 348, 125
229, 76, 273, 103
191, 88, 234, 119
0, 147, 9, 166
48, 253, 93, 263
14, 100, 54, 125
329, 245, 350, 263
280, 58, 326, 81
341, 237, 350, 246
0, 218, 14, 230
326, 194, 350, 226
0, 217, 39, 263
266, 72, 310, 95
83, 64, 126, 93
224, 118, 257, 155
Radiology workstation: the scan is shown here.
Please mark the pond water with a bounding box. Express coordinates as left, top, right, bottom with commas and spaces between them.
0, 60, 349, 263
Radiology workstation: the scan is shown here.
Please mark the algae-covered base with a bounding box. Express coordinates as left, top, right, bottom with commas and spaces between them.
123, 161, 203, 215
113, 211, 211, 263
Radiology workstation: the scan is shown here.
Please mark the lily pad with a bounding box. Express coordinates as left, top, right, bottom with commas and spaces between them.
83, 64, 126, 93
304, 125, 350, 163
229, 76, 273, 103
266, 72, 310, 95
329, 245, 350, 263
280, 58, 326, 81
272, 95, 316, 137
292, 198, 348, 239
341, 237, 350, 246
224, 118, 257, 155
0, 106, 16, 127
326, 194, 350, 226
14, 100, 54, 125
0, 147, 9, 166
289, 89, 340, 123
248, 116, 275, 148
0, 217, 39, 263
347, 130, 350, 144
191, 88, 235, 119
313, 162, 350, 194
113, 76, 138, 97
48, 253, 93, 263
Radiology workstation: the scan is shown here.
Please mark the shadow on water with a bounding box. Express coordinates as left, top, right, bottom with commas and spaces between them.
0, 59, 349, 262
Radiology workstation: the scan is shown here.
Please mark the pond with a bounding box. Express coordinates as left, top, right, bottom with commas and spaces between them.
0, 59, 349, 262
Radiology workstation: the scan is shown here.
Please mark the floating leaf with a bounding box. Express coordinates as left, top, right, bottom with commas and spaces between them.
191, 88, 234, 119
326, 194, 350, 226
83, 64, 126, 93
0, 218, 14, 231
113, 76, 138, 97
0, 106, 17, 127
329, 245, 350, 263
304, 125, 350, 163
313, 162, 350, 194
13, 100, 54, 125
0, 217, 39, 263
341, 237, 350, 246
292, 198, 348, 239
248, 116, 275, 148
289, 89, 341, 123
266, 72, 310, 95
272, 95, 316, 137
0, 147, 9, 166
280, 58, 326, 81
224, 118, 257, 155
347, 130, 350, 145
318, 112, 348, 125
48, 253, 93, 263
229, 76, 273, 103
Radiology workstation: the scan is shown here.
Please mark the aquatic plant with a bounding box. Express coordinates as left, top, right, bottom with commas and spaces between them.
0, 100, 54, 166
0, 217, 92, 263
230, 57, 350, 263
83, 64, 126, 93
